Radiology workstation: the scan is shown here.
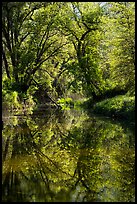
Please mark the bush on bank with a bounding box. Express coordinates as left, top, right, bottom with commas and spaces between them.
2, 89, 36, 114
92, 95, 135, 121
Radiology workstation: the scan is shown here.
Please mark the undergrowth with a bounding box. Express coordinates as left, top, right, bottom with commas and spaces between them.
92, 95, 135, 121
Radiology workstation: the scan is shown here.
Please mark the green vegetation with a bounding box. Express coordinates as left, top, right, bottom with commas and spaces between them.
57, 98, 74, 109
2, 3, 135, 201
92, 95, 135, 121
2, 2, 135, 121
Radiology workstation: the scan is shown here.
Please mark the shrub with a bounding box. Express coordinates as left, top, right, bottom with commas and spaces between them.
57, 97, 74, 109
3, 90, 21, 110
93, 95, 135, 121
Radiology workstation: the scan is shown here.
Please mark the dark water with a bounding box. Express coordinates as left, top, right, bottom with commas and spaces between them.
2, 109, 135, 202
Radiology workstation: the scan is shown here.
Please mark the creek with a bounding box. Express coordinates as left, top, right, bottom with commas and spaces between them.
2, 108, 135, 202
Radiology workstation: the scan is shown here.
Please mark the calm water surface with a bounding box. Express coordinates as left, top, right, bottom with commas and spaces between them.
2, 109, 135, 202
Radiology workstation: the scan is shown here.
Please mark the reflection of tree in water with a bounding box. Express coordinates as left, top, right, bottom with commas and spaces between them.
2, 111, 78, 202
2, 110, 135, 202
59, 116, 135, 202
2, 121, 32, 201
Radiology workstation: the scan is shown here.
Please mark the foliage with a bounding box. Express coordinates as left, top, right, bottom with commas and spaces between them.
93, 95, 135, 121
2, 87, 20, 109
99, 2, 135, 93
57, 2, 104, 96
2, 2, 135, 112
57, 98, 74, 109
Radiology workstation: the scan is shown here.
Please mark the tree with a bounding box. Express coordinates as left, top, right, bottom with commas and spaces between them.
2, 2, 67, 101
99, 2, 135, 94
2, 2, 135, 108
57, 2, 104, 97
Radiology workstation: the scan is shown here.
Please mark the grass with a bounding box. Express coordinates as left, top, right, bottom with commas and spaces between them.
92, 95, 135, 122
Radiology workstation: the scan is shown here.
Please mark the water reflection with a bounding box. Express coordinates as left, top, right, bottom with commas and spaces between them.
2, 109, 135, 202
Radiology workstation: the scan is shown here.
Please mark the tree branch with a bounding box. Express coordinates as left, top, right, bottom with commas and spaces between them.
2, 46, 11, 79
80, 28, 95, 41
19, 32, 30, 46
36, 43, 68, 70
38, 68, 55, 78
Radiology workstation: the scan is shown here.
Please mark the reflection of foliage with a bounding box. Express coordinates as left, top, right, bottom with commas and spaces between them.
2, 109, 135, 202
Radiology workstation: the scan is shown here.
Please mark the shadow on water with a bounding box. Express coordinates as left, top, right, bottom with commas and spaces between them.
2, 108, 135, 202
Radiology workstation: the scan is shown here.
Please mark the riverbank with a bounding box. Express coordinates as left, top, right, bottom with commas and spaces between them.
91, 95, 135, 122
